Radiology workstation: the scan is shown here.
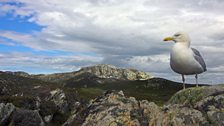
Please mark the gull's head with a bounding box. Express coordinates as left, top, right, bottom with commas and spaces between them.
163, 32, 190, 43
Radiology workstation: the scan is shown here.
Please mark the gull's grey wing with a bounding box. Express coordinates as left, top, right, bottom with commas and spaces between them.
191, 48, 207, 71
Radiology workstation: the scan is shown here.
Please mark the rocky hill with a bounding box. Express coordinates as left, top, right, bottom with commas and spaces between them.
78, 64, 152, 80
0, 72, 84, 125
9, 64, 152, 84
4, 71, 30, 78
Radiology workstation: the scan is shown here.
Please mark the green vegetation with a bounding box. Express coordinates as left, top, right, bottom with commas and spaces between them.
39, 100, 57, 116
168, 86, 208, 106
0, 96, 37, 109
76, 88, 104, 100
0, 72, 79, 126
68, 78, 195, 105
50, 111, 70, 126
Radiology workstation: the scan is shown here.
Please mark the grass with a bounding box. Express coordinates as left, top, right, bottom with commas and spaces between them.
66, 78, 192, 105
0, 96, 37, 109
76, 88, 104, 101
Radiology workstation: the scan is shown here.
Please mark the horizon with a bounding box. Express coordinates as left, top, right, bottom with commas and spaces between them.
0, 63, 219, 85
0, 0, 224, 84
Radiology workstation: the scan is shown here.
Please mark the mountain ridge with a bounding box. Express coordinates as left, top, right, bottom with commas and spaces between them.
5, 64, 152, 84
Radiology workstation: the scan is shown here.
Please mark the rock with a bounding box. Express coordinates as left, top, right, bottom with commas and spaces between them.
39, 100, 57, 122
33, 64, 152, 83
64, 86, 224, 126
80, 64, 152, 80
0, 103, 15, 125
65, 91, 206, 126
195, 92, 224, 125
10, 108, 45, 126
6, 71, 30, 77
168, 86, 224, 106
168, 86, 224, 125
64, 90, 143, 126
163, 105, 209, 125
44, 115, 53, 123
48, 89, 69, 114
207, 110, 224, 125
195, 95, 224, 112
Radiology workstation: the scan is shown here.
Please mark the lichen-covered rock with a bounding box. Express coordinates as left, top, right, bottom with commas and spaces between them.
0, 103, 15, 125
195, 95, 224, 112
207, 110, 224, 125
80, 64, 152, 80
63, 90, 213, 126
81, 91, 141, 126
168, 86, 224, 125
163, 105, 209, 125
195, 94, 224, 125
168, 86, 224, 106
10, 108, 45, 126
44, 115, 53, 123
48, 89, 69, 114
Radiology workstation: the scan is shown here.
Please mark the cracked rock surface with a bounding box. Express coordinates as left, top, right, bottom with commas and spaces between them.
64, 86, 224, 126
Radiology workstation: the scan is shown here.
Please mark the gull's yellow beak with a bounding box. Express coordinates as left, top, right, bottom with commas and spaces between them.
163, 37, 173, 41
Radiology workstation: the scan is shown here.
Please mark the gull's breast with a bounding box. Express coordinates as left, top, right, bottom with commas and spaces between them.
170, 44, 203, 75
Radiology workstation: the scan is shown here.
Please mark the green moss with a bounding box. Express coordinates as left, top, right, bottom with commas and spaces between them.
76, 88, 104, 100
168, 87, 205, 106
39, 100, 57, 117
49, 111, 70, 126
218, 84, 224, 87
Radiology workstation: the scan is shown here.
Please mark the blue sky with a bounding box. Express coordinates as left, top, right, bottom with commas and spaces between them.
0, 0, 224, 84
0, 10, 101, 73
0, 15, 42, 33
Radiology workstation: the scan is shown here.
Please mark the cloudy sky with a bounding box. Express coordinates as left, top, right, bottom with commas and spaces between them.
0, 0, 224, 84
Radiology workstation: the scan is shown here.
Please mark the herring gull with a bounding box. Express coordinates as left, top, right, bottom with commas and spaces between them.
163, 32, 206, 89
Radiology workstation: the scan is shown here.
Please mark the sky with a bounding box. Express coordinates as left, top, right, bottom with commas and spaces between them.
0, 0, 224, 84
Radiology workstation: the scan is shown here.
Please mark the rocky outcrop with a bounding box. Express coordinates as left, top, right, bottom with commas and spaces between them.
64, 86, 224, 126
48, 89, 69, 114
0, 71, 81, 125
168, 86, 224, 106
5, 71, 30, 77
32, 64, 152, 84
0, 103, 45, 126
10, 108, 45, 126
1, 85, 224, 126
79, 64, 152, 80
0, 103, 15, 125
169, 86, 224, 125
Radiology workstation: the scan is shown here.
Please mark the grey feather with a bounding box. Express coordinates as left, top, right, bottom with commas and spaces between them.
191, 48, 207, 71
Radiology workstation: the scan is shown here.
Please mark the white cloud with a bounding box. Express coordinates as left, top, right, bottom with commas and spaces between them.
0, 0, 224, 83
0, 52, 103, 73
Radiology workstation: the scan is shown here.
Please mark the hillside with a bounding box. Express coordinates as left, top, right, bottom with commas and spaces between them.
0, 72, 83, 125
2, 64, 205, 105
0, 64, 212, 125
4, 64, 200, 105
65, 77, 197, 105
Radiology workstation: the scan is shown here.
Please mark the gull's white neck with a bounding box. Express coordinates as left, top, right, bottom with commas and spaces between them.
174, 41, 190, 48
